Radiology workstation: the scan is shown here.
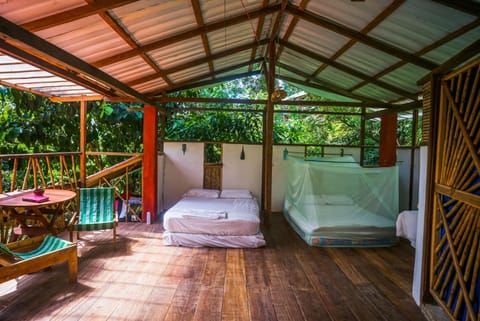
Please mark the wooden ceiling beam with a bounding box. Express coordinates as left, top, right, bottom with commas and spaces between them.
92, 3, 282, 68
365, 101, 422, 119
286, 3, 438, 70
162, 70, 261, 96
417, 38, 480, 85
20, 0, 138, 32
307, 0, 405, 80
248, 0, 270, 72
147, 59, 263, 97
191, 0, 215, 75
280, 41, 418, 100
277, 64, 383, 104
0, 16, 155, 104
350, 18, 480, 92
276, 0, 310, 60
96, 8, 174, 87
0, 39, 114, 97
127, 39, 268, 87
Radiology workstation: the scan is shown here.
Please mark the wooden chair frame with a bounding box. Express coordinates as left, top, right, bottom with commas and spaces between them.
0, 235, 78, 283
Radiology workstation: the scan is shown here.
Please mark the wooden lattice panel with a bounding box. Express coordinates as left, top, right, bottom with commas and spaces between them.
431, 59, 480, 321
422, 82, 431, 145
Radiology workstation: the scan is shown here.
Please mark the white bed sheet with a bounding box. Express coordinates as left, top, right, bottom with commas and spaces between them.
284, 199, 396, 239
163, 196, 261, 235
163, 231, 266, 248
396, 210, 418, 247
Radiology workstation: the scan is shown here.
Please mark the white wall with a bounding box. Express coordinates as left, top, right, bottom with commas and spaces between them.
413, 146, 428, 305
222, 144, 262, 200
160, 144, 420, 214
157, 154, 165, 212
163, 142, 204, 208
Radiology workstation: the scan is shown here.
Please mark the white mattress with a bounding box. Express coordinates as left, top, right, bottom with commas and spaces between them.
284, 199, 396, 239
163, 197, 261, 236
396, 210, 418, 247
163, 231, 266, 248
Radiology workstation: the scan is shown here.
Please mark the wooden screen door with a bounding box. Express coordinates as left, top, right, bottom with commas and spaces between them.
430, 59, 480, 320
203, 143, 222, 190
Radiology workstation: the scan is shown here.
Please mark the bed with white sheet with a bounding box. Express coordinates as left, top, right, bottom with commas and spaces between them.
163, 188, 266, 248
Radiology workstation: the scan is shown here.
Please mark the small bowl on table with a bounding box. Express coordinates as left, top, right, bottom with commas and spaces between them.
33, 188, 45, 196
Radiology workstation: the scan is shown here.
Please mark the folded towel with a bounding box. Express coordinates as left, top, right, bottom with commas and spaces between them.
179, 209, 228, 220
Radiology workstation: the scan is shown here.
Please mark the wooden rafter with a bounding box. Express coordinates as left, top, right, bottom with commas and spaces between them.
20, 0, 138, 32
0, 39, 114, 98
95, 6, 174, 87
418, 38, 480, 85
0, 16, 155, 104
276, 0, 310, 60
285, 3, 438, 70
277, 63, 384, 103
307, 0, 405, 82
127, 39, 269, 87
248, 0, 270, 72
280, 40, 418, 100
351, 18, 480, 92
191, 0, 215, 76
155, 62, 263, 96
92, 4, 282, 68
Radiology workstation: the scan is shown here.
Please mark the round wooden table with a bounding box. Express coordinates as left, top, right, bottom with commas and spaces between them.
0, 189, 76, 237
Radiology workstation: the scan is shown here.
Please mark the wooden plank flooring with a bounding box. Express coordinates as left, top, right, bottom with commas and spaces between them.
0, 214, 429, 321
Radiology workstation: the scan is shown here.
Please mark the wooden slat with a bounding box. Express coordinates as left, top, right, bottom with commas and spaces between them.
0, 215, 430, 321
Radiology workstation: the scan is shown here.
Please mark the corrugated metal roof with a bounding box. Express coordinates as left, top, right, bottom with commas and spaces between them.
0, 0, 477, 105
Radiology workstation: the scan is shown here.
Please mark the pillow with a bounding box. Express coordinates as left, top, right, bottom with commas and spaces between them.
183, 188, 219, 198
322, 194, 355, 205
220, 189, 252, 199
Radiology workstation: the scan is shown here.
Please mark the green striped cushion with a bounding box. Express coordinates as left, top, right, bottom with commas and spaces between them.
75, 187, 115, 232
16, 235, 73, 260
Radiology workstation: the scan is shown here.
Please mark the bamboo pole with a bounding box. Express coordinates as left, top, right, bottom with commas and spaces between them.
435, 194, 476, 320
10, 158, 17, 192
46, 156, 54, 188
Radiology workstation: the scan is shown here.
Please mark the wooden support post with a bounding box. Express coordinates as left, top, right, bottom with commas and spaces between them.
79, 98, 87, 187
262, 41, 275, 224
378, 113, 397, 167
142, 105, 158, 223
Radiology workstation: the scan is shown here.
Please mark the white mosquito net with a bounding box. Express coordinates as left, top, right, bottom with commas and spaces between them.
283, 155, 399, 247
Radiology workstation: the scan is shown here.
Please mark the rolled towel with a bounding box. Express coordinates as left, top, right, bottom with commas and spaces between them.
179, 209, 228, 220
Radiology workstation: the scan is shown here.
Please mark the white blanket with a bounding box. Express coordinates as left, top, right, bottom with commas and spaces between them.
179, 209, 227, 220
163, 197, 261, 236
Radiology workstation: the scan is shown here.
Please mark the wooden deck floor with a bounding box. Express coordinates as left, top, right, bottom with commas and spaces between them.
0, 214, 428, 321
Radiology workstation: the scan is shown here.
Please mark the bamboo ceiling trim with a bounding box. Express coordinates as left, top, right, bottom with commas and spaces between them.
431, 59, 480, 321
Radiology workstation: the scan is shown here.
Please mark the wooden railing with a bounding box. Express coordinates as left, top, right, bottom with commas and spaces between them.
0, 152, 143, 242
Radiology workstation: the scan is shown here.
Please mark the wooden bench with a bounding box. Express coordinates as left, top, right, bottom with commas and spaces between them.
0, 235, 78, 283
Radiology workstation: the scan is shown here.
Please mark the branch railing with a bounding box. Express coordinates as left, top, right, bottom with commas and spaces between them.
0, 152, 143, 242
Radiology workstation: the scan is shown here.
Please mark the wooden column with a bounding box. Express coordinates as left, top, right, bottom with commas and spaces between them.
262, 42, 275, 224
79, 98, 87, 187
378, 113, 397, 167
142, 105, 158, 223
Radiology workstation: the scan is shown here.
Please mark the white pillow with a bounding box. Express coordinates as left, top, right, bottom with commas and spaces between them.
183, 188, 220, 198
220, 189, 252, 199
322, 194, 355, 205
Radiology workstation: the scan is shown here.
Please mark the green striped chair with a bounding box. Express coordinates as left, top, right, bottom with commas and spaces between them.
0, 234, 77, 283
70, 187, 117, 247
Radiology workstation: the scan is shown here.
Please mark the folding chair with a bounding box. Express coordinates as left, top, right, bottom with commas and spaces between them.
69, 187, 117, 247
0, 234, 77, 283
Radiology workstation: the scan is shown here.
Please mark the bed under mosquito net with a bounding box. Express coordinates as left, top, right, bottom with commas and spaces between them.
283, 155, 399, 247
